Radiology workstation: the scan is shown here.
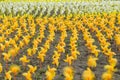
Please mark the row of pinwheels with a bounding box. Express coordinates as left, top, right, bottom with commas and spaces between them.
0, 12, 119, 80
0, 1, 120, 16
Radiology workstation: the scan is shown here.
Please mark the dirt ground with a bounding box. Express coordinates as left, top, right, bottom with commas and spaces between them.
31, 27, 120, 80
0, 23, 120, 80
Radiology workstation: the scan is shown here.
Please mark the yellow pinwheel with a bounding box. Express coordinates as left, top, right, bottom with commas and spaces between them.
9, 64, 20, 76
64, 54, 74, 65
87, 56, 98, 68
28, 65, 37, 74
0, 63, 2, 73
63, 66, 74, 80
19, 55, 30, 66
45, 65, 56, 80
22, 71, 32, 80
5, 71, 12, 80
82, 67, 95, 80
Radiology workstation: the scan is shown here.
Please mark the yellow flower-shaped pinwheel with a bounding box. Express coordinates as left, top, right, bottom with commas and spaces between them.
102, 71, 113, 80
108, 57, 117, 67
5, 71, 12, 80
37, 52, 46, 63
0, 63, 2, 73
104, 65, 117, 73
0, 43, 5, 51
27, 48, 32, 56
52, 51, 60, 66
45, 65, 56, 80
8, 48, 17, 59
22, 71, 32, 80
9, 64, 20, 76
19, 55, 30, 66
87, 56, 98, 68
82, 67, 95, 80
64, 54, 74, 65
28, 65, 37, 74
63, 66, 74, 80
71, 50, 80, 60
2, 53, 11, 61
5, 40, 9, 47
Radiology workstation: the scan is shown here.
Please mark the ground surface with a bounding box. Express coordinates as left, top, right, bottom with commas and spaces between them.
0, 16, 120, 80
